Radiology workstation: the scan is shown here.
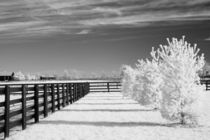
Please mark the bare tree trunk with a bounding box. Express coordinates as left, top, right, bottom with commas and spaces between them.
181, 112, 185, 124
180, 101, 185, 125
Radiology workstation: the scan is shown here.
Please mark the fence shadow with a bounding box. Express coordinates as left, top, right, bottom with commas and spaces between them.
83, 99, 126, 101
39, 120, 179, 128
74, 103, 139, 105
86, 96, 122, 98
59, 109, 155, 112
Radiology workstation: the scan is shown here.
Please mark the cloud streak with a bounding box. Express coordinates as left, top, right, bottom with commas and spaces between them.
76, 29, 91, 35
205, 37, 210, 41
0, 0, 210, 38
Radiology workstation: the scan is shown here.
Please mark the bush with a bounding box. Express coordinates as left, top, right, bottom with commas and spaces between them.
154, 36, 205, 124
121, 36, 205, 125
121, 65, 136, 98
13, 71, 25, 81
132, 58, 162, 109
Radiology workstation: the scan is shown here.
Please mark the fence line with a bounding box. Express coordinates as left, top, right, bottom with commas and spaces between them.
0, 82, 90, 138
0, 80, 121, 138
201, 80, 210, 90
89, 81, 121, 92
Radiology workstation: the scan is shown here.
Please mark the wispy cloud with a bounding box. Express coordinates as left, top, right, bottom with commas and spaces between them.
0, 0, 210, 38
76, 29, 91, 35
205, 37, 210, 41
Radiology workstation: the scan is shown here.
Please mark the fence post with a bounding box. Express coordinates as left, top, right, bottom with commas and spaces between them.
34, 85, 39, 123
80, 84, 82, 98
57, 84, 61, 110
76, 84, 78, 100
62, 84, 65, 107
66, 84, 69, 105
4, 85, 10, 138
87, 83, 90, 93
88, 83, 90, 94
69, 84, 72, 104
84, 84, 86, 95
73, 84, 75, 102
81, 84, 84, 97
78, 84, 80, 99
51, 84, 55, 113
81, 84, 83, 97
44, 84, 48, 117
82, 84, 84, 97
22, 85, 27, 130
76, 84, 78, 101
107, 82, 110, 92
77, 84, 79, 100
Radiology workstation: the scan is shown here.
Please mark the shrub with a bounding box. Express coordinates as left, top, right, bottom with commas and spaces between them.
13, 71, 25, 81
133, 58, 162, 109
156, 36, 205, 124
121, 65, 136, 98
121, 36, 205, 125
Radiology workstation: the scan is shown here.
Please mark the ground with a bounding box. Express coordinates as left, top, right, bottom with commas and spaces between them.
6, 92, 210, 140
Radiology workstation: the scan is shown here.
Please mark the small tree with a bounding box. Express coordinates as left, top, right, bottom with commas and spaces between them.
63, 70, 70, 80
13, 71, 25, 81
133, 58, 162, 109
121, 65, 136, 98
156, 36, 205, 125
132, 60, 145, 102
25, 74, 37, 80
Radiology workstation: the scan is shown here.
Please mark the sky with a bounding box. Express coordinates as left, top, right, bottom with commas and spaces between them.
0, 0, 210, 74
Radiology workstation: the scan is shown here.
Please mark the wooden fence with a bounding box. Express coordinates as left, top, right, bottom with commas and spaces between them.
200, 75, 210, 90
0, 82, 89, 138
89, 81, 121, 92
0, 80, 121, 138
201, 80, 210, 90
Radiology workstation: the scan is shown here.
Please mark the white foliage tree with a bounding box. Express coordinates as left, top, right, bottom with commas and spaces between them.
13, 71, 25, 81
133, 57, 162, 109
156, 36, 205, 124
120, 65, 136, 98
63, 70, 71, 80
132, 60, 145, 102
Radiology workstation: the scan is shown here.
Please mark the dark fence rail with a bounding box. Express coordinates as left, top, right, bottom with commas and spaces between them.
0, 82, 90, 138
89, 81, 121, 92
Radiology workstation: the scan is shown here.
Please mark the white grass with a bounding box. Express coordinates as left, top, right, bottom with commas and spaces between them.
5, 91, 210, 140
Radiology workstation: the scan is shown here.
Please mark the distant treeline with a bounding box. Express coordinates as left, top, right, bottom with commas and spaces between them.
0, 70, 121, 81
